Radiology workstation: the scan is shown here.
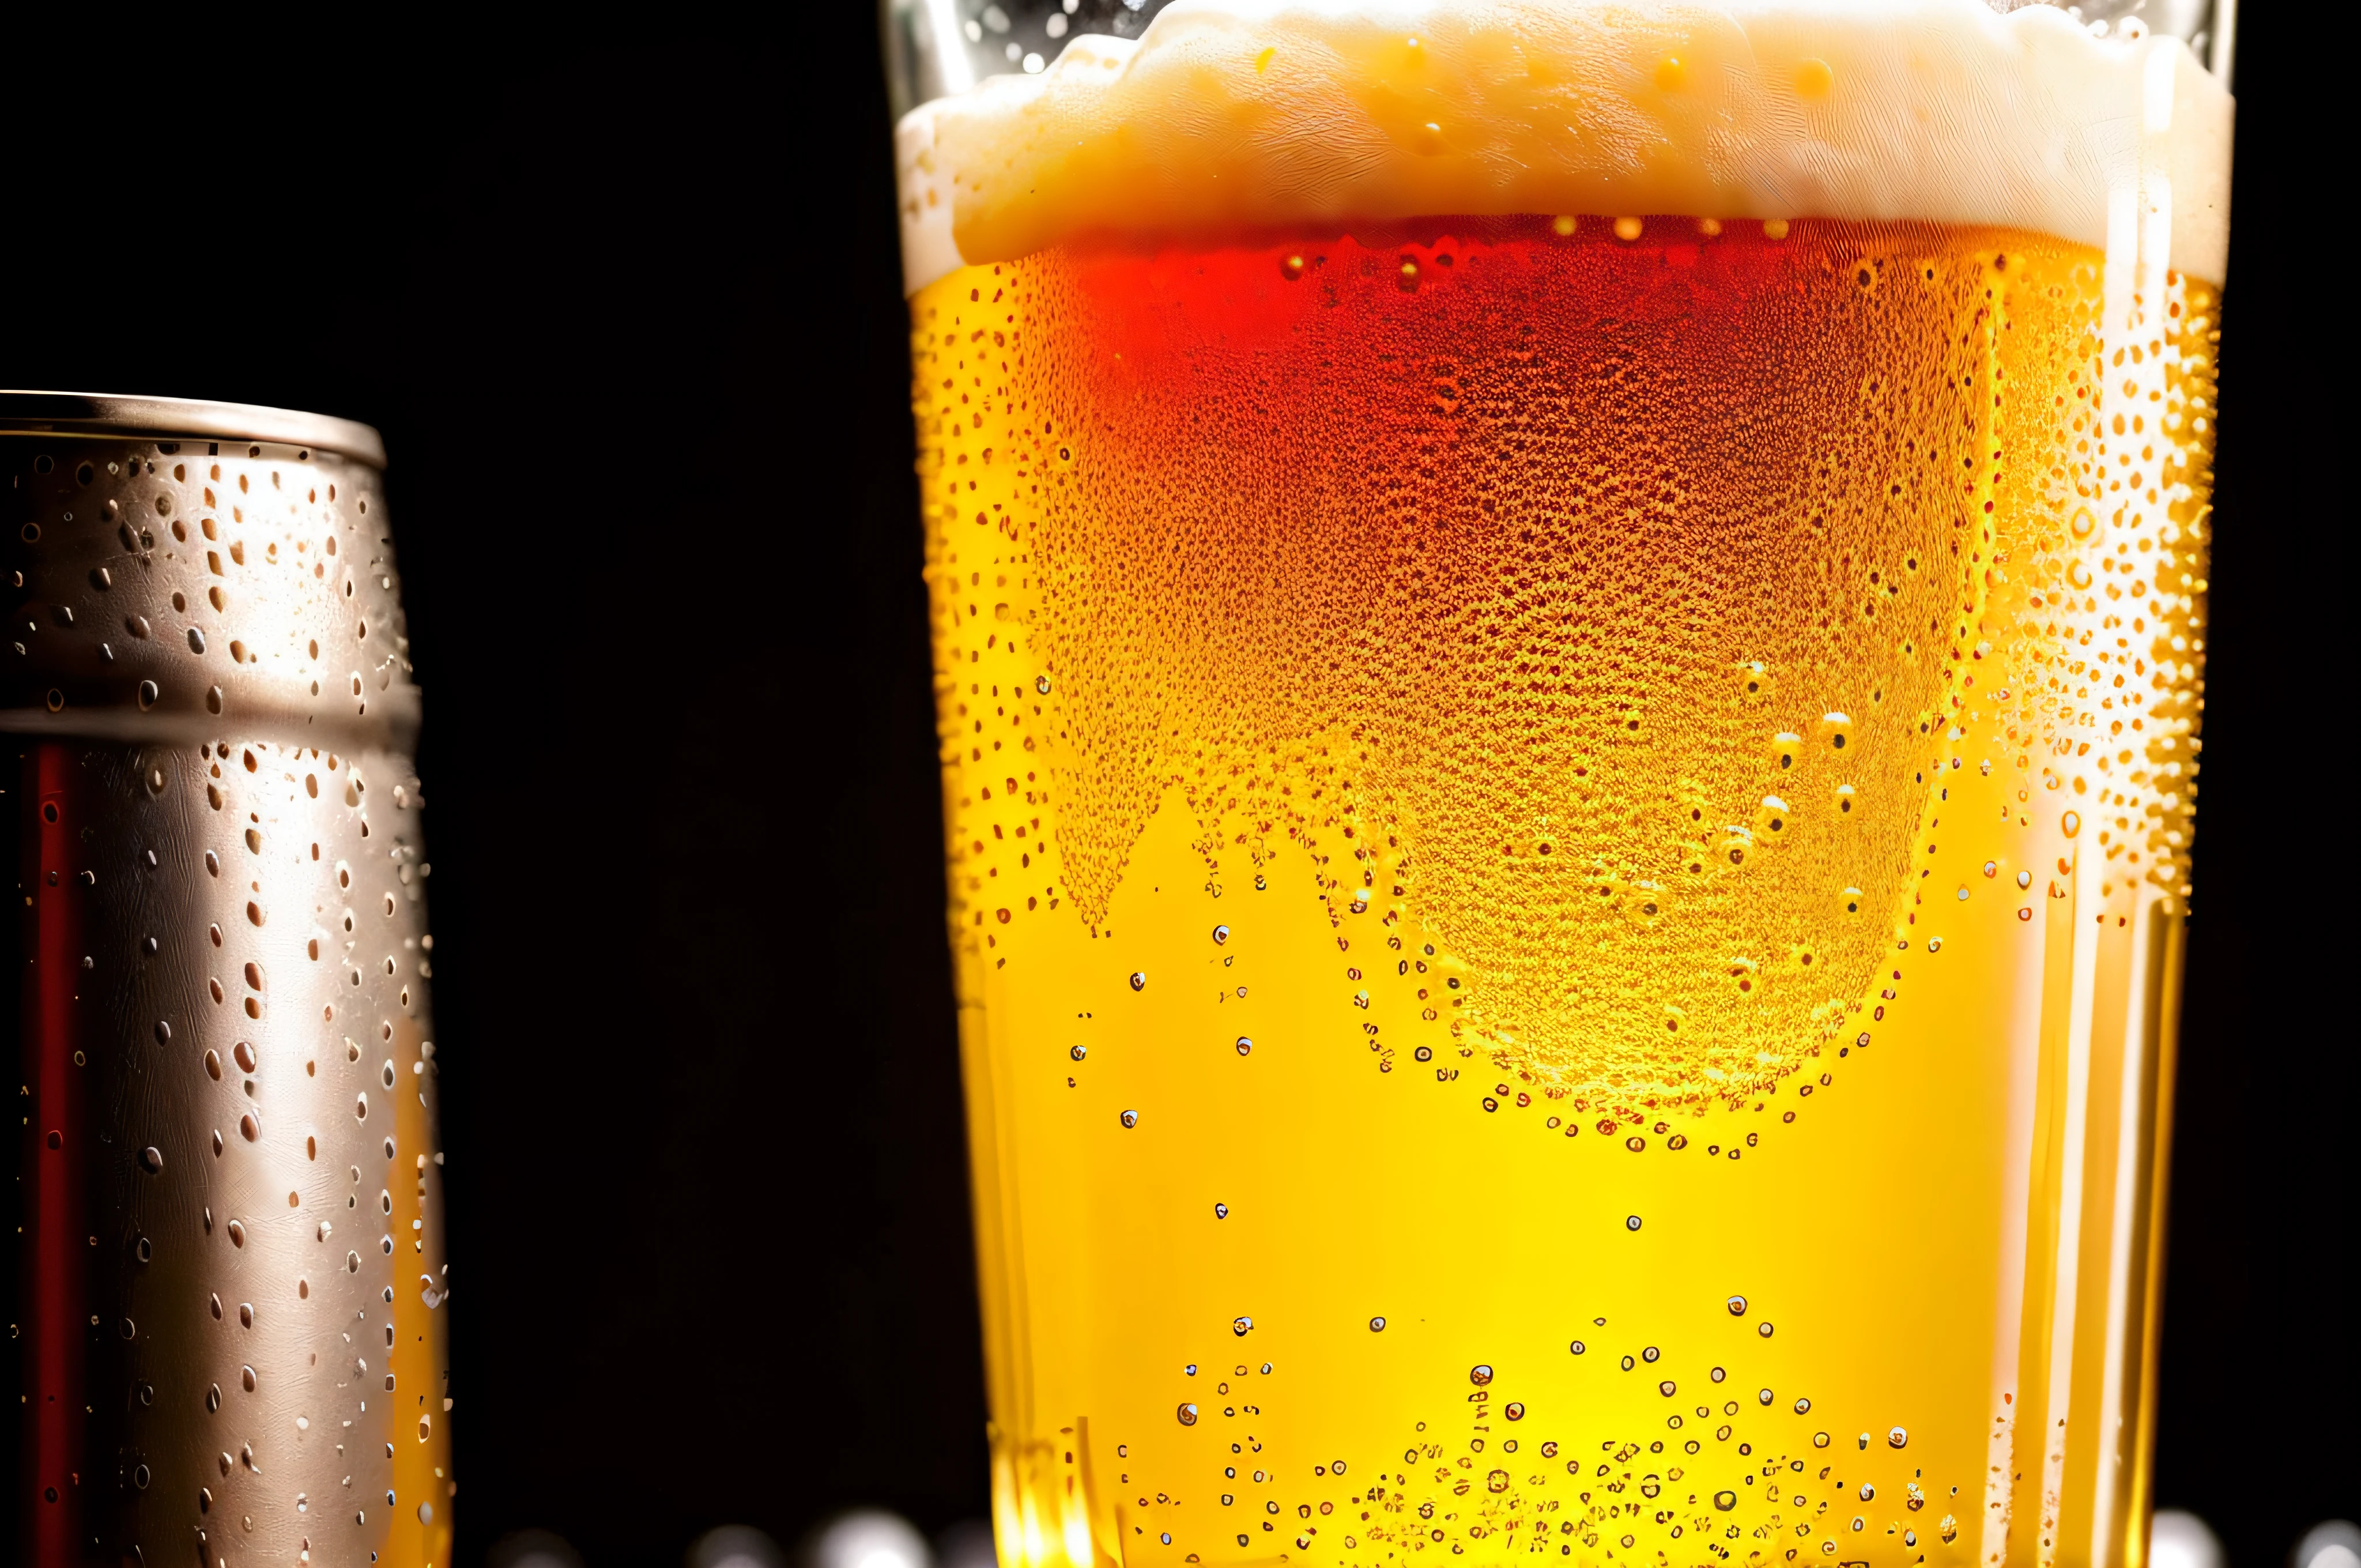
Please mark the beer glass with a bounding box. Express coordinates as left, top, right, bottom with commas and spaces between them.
4, 394, 453, 1563
884, 4, 2232, 1563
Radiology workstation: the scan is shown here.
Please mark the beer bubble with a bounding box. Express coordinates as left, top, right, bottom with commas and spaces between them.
1215, 1203, 1229, 1218
1713, 1491, 1737, 1512
1834, 782, 1857, 816
1711, 1367, 1726, 1382
1504, 1401, 1524, 1420
1754, 796, 1792, 839
1178, 1403, 1200, 1426
1568, 1340, 1585, 1355
1659, 1381, 1676, 1397
1234, 1317, 1253, 1336
1486, 1469, 1510, 1492
1613, 217, 1643, 242
1857, 1431, 1871, 1449
1280, 254, 1306, 282
1768, 732, 1804, 770
1698, 217, 1723, 236
1794, 1397, 1812, 1414
1641, 1346, 1660, 1362
1816, 712, 1853, 749
1983, 860, 1998, 878
1757, 1321, 1774, 1337
2062, 811, 2081, 837
1759, 1388, 1775, 1404
1625, 1215, 1642, 1231
1550, 215, 1575, 237
1036, 676, 1053, 695
1212, 925, 1229, 944
1887, 1426, 1909, 1448
1070, 1045, 1087, 1061
1469, 1365, 1493, 1386
1763, 218, 1790, 240
1129, 971, 1146, 990
1120, 1109, 1140, 1128
1859, 1483, 1875, 1501
1235, 1036, 1253, 1056
1838, 886, 1865, 919
2017, 870, 2032, 889
1370, 1317, 1387, 1332
1794, 58, 1834, 99
1621, 1355, 1636, 1370
1814, 1432, 1830, 1448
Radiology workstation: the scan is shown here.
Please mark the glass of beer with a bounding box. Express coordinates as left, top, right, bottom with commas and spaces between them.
886, 3, 2231, 1563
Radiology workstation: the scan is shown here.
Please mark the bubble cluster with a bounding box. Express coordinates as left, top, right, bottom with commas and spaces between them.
913, 218, 2175, 1111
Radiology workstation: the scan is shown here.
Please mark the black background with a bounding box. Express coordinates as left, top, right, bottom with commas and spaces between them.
3, 7, 2348, 1565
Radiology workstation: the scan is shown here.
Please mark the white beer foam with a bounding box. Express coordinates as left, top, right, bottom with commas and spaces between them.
895, 0, 2230, 293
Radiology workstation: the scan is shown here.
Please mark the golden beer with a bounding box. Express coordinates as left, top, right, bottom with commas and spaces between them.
895, 6, 2229, 1565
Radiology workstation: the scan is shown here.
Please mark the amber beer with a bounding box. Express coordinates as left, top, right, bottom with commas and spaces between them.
895, 4, 2229, 1565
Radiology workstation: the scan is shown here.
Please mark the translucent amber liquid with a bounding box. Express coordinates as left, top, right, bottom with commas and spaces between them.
911, 219, 2216, 1568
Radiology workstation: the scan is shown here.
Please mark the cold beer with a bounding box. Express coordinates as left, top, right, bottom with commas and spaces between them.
894, 5, 2229, 1565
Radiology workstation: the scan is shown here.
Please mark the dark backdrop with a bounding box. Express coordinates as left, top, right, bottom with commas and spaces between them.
3, 9, 2347, 1565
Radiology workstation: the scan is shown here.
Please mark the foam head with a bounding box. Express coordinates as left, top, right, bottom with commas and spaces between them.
895, 0, 2231, 292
